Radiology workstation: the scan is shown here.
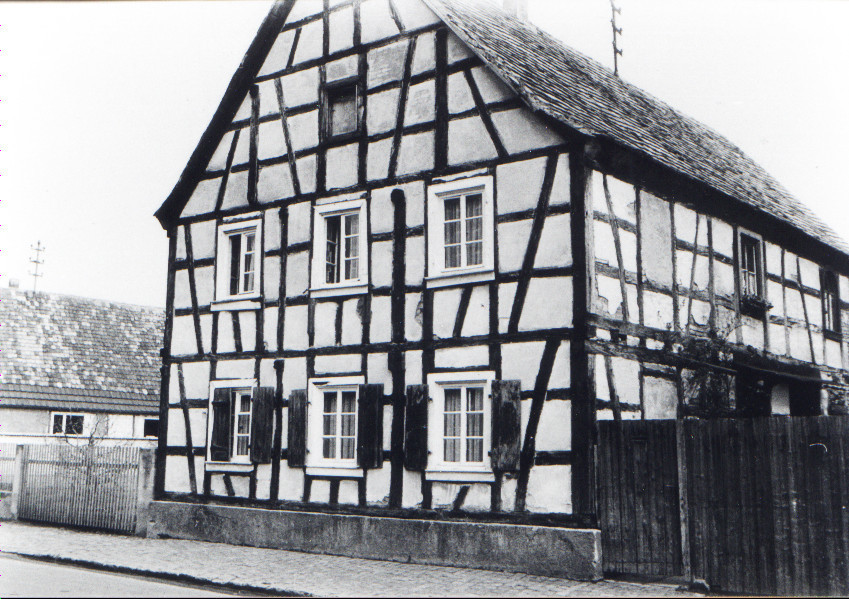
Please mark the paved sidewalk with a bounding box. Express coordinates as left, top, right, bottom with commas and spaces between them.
0, 521, 700, 597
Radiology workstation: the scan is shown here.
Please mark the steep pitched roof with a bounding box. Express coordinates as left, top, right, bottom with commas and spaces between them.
424, 0, 848, 256
0, 288, 164, 414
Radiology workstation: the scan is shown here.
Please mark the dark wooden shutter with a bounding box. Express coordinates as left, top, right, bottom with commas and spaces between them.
357, 384, 384, 469
250, 387, 275, 464
210, 388, 232, 461
404, 384, 429, 471
491, 380, 522, 472
287, 389, 307, 467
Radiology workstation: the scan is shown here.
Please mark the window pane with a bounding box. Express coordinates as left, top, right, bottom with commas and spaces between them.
324, 391, 337, 414
466, 241, 483, 266
345, 258, 359, 281
53, 415, 64, 434
467, 412, 483, 438
323, 438, 336, 459
465, 194, 482, 217
444, 245, 461, 269
326, 216, 341, 284
444, 197, 460, 222
341, 438, 355, 460
67, 416, 84, 435
341, 391, 356, 413
445, 412, 461, 437
345, 213, 359, 237
466, 438, 483, 462
331, 90, 357, 136
466, 214, 482, 243
445, 388, 461, 412
237, 414, 250, 435
236, 436, 249, 456
341, 414, 355, 437
444, 438, 460, 462
229, 235, 241, 296
467, 388, 483, 412
239, 394, 251, 413
323, 414, 336, 436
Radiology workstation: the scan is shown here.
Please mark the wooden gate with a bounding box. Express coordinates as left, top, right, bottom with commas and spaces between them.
597, 420, 682, 577
18, 444, 141, 534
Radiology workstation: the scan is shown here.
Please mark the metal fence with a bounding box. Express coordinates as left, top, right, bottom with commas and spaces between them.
17, 444, 141, 533
0, 443, 16, 492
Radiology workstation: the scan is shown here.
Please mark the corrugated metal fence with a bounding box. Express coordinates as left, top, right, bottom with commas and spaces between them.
18, 444, 141, 533
0, 443, 16, 492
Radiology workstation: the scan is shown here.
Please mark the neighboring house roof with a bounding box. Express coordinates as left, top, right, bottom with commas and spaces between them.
0, 288, 164, 414
156, 0, 848, 261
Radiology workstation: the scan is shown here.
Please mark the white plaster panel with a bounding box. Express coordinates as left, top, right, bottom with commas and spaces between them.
264, 256, 280, 302
841, 275, 849, 301
287, 1, 322, 22
434, 346, 489, 369
765, 242, 783, 276
310, 479, 330, 503
361, 0, 399, 45
287, 201, 313, 246
366, 462, 392, 503
825, 338, 842, 369
543, 153, 569, 208
233, 126, 250, 165
767, 281, 784, 315
498, 282, 517, 334
239, 311, 258, 353
411, 31, 435, 75
799, 258, 820, 290
526, 465, 571, 514
182, 361, 211, 400
741, 316, 764, 350
785, 251, 800, 282
549, 340, 571, 389
714, 260, 735, 297
182, 178, 221, 218
370, 296, 392, 343
461, 285, 490, 337
768, 323, 786, 357
498, 219, 533, 273
199, 313, 213, 355
674, 204, 697, 242
644, 376, 677, 419
446, 32, 473, 63
282, 357, 307, 395
342, 298, 363, 346
190, 220, 217, 260
284, 304, 309, 350
396, 0, 440, 30
496, 157, 547, 215
207, 131, 234, 171
369, 186, 395, 234
786, 289, 804, 321
711, 218, 734, 258
288, 110, 319, 152
286, 251, 310, 297
233, 97, 251, 123
263, 308, 279, 352
404, 80, 436, 126
259, 162, 295, 204
280, 68, 319, 108
813, 331, 825, 365
406, 236, 425, 285
292, 19, 323, 65
640, 191, 673, 287
328, 5, 354, 54
470, 66, 514, 104
536, 400, 570, 452
447, 72, 475, 114
314, 301, 338, 347
678, 297, 711, 329
501, 341, 544, 391
176, 225, 187, 261
216, 359, 254, 380
405, 293, 424, 341
258, 79, 279, 118
367, 138, 392, 181
258, 29, 295, 78
595, 274, 620, 319
326, 54, 359, 83
367, 88, 400, 135
221, 171, 250, 211
432, 482, 490, 511
643, 290, 674, 330
167, 408, 186, 446
367, 352, 391, 395
258, 120, 287, 161
367, 41, 407, 88
618, 229, 638, 274
519, 277, 572, 331
805, 295, 822, 328
491, 109, 562, 154
405, 350, 423, 386
168, 365, 181, 403
448, 116, 498, 165
254, 465, 272, 501
314, 353, 361, 374
613, 357, 641, 406
603, 175, 636, 223
174, 271, 191, 310
338, 480, 360, 506
264, 208, 282, 251
164, 455, 191, 493
396, 131, 435, 176
171, 316, 197, 356
371, 240, 393, 288
594, 354, 610, 402
594, 219, 618, 267
432, 287, 462, 339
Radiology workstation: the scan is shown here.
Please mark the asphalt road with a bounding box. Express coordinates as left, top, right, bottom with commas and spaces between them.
0, 554, 248, 598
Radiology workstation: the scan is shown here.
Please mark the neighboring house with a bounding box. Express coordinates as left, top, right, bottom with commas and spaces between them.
0, 286, 164, 447
151, 0, 849, 557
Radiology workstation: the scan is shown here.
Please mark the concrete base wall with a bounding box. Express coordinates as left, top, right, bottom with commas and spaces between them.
0, 491, 13, 520
147, 501, 602, 580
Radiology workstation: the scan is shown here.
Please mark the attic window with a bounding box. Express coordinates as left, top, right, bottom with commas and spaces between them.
821, 269, 841, 337
325, 80, 359, 139
214, 217, 263, 307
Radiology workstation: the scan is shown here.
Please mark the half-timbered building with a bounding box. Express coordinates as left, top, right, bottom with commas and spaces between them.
150, 0, 849, 578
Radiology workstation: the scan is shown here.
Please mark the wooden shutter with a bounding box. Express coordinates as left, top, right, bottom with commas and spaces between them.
210, 388, 232, 462
357, 384, 384, 469
250, 387, 275, 464
404, 384, 429, 471
287, 389, 308, 467
491, 380, 522, 472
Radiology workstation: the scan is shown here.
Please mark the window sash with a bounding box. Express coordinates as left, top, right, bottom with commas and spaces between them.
443, 193, 484, 270
321, 388, 358, 462
229, 230, 257, 296
232, 391, 252, 458
442, 386, 485, 465
740, 235, 762, 297
325, 212, 360, 284
822, 271, 840, 333
52, 413, 83, 435
329, 88, 358, 137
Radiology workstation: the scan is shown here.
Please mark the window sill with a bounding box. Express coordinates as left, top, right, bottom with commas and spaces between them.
824, 329, 843, 342
211, 298, 262, 312
305, 466, 364, 478
205, 461, 254, 473
426, 270, 494, 289
310, 284, 368, 299
425, 469, 495, 483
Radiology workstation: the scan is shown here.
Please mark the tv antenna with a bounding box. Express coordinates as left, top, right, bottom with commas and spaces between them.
610, 0, 623, 76
29, 241, 45, 291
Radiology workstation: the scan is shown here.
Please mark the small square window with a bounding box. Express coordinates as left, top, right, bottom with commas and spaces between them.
143, 418, 159, 438
311, 197, 368, 297
325, 82, 359, 139
215, 217, 263, 304
51, 413, 84, 436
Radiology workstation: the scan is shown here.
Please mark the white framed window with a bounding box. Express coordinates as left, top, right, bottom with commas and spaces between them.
426, 371, 495, 481
215, 216, 263, 306
426, 175, 495, 287
51, 413, 84, 436
738, 231, 764, 299
311, 197, 368, 298
206, 379, 256, 466
306, 376, 364, 475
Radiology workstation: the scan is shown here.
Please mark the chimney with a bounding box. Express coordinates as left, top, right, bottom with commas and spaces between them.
503, 0, 528, 20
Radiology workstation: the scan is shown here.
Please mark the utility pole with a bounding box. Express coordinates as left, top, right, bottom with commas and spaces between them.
610, 0, 623, 76
29, 241, 45, 291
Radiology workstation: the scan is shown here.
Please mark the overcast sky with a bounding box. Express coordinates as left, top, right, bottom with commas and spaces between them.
1, 0, 847, 308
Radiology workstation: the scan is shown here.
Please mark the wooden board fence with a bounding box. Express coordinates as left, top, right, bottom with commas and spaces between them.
0, 443, 16, 492
18, 444, 141, 534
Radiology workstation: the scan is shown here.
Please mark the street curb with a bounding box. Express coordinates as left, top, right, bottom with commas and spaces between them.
3, 551, 312, 597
